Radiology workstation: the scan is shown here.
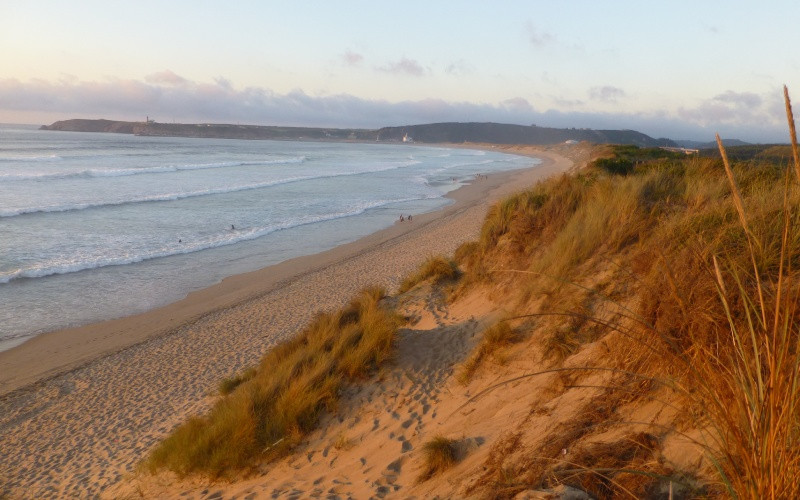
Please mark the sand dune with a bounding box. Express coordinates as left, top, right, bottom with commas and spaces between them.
0, 146, 574, 498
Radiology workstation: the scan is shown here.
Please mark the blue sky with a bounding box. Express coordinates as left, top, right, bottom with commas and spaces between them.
1, 1, 798, 142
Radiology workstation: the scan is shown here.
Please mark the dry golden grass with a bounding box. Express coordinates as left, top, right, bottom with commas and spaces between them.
332, 432, 356, 451
457, 321, 518, 384
144, 91, 800, 496
145, 287, 400, 478
417, 436, 459, 482
460, 93, 800, 497
398, 255, 460, 293
218, 367, 257, 395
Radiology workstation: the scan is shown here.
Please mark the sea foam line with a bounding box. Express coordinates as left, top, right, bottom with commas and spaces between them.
0, 156, 306, 181
0, 154, 62, 162
0, 160, 421, 217
0, 195, 437, 284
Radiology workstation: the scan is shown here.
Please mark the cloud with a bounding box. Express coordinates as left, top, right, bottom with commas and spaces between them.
677, 90, 777, 130
525, 21, 555, 47
551, 96, 584, 109
713, 90, 762, 108
501, 97, 534, 112
589, 86, 626, 102
145, 70, 188, 86
214, 77, 233, 90
342, 50, 364, 66
0, 76, 788, 143
378, 57, 426, 77
444, 59, 474, 76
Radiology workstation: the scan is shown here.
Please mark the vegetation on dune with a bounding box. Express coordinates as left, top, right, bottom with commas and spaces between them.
218, 367, 257, 396
418, 436, 460, 482
146, 287, 400, 478
146, 89, 800, 498
457, 321, 519, 384
698, 143, 795, 162
398, 255, 460, 293
456, 90, 800, 498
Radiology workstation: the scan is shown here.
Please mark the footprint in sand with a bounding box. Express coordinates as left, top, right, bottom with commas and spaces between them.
386, 456, 403, 473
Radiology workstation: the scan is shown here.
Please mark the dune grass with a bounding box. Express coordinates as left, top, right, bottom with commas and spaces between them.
145, 286, 400, 478
459, 91, 800, 497
143, 89, 800, 496
417, 436, 459, 482
398, 255, 460, 293
458, 321, 518, 384
218, 367, 257, 395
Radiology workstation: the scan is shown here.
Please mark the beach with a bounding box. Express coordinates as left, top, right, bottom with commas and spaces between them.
0, 146, 574, 498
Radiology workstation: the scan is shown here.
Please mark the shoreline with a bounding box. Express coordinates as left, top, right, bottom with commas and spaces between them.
0, 146, 570, 397
0, 145, 575, 499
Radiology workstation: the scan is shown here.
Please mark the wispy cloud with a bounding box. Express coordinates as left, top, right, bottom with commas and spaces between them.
341, 50, 364, 66
145, 70, 189, 86
444, 59, 474, 76
713, 90, 762, 107
525, 21, 555, 47
551, 96, 584, 109
703, 22, 721, 34
378, 57, 427, 77
589, 85, 626, 102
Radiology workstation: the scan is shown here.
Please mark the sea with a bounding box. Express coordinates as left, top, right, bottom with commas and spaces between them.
0, 124, 537, 352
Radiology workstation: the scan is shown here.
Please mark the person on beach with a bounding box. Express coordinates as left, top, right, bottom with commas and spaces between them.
408, 214, 412, 221
399, 215, 405, 222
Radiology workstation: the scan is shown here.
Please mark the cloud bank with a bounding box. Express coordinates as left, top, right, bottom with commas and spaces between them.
0, 75, 789, 142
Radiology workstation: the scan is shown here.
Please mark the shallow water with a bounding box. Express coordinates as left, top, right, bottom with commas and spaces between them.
0, 124, 536, 350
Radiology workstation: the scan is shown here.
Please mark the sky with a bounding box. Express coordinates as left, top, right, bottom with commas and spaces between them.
1, 1, 799, 142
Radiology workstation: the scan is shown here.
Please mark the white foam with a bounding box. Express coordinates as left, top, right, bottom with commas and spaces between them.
0, 154, 62, 162
0, 195, 437, 284
1, 158, 422, 217
0, 156, 306, 181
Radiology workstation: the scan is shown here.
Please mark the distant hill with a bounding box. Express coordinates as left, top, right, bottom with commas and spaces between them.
376, 122, 675, 147
41, 119, 676, 147
40, 120, 375, 141
674, 138, 750, 149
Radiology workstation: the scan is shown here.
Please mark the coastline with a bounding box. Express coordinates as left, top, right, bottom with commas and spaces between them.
0, 146, 569, 396
0, 145, 574, 498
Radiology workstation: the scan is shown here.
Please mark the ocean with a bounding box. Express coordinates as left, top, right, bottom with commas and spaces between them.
0, 124, 536, 351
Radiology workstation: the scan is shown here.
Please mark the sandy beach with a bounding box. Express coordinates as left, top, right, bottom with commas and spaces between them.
0, 146, 575, 499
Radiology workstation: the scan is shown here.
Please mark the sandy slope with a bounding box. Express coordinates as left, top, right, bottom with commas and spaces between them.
0, 145, 576, 499
118, 279, 501, 499
112, 264, 618, 499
